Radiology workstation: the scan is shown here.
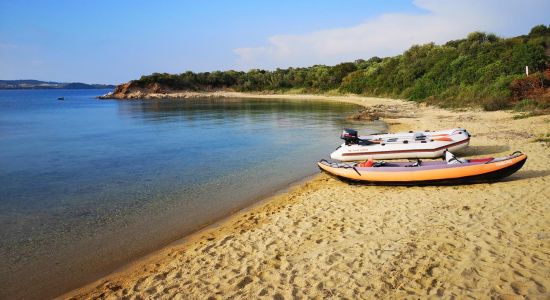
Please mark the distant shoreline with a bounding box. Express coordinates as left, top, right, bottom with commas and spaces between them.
0, 80, 115, 90
0, 87, 115, 90
98, 89, 414, 110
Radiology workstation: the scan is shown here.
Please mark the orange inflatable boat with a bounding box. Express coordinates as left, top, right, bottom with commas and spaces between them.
318, 151, 527, 185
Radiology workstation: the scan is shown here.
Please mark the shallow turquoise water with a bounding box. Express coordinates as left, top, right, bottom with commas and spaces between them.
0, 89, 383, 298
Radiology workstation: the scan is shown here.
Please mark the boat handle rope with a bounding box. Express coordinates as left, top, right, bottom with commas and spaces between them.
319, 159, 359, 170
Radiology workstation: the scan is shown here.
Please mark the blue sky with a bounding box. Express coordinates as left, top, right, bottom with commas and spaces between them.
0, 0, 548, 84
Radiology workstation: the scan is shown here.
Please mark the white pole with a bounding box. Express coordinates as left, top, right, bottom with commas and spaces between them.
526, 65, 529, 76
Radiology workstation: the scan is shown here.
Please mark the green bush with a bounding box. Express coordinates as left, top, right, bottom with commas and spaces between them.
131, 25, 550, 112
482, 98, 511, 111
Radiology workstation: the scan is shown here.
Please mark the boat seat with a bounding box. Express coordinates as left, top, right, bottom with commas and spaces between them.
468, 157, 494, 163
372, 161, 391, 167
445, 150, 467, 164
406, 159, 422, 167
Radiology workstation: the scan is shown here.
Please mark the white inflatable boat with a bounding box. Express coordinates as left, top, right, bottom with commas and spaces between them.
330, 128, 470, 161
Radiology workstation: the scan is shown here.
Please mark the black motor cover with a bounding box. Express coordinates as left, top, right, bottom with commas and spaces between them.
341, 128, 359, 145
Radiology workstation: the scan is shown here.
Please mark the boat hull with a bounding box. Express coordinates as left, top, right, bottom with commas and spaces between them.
331, 128, 470, 161
318, 153, 527, 185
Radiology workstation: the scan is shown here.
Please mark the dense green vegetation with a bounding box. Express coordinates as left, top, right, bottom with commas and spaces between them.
134, 25, 550, 112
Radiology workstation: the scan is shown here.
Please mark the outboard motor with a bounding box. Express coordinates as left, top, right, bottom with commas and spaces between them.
341, 128, 359, 145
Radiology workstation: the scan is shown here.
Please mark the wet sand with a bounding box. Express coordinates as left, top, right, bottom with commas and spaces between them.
63, 94, 550, 299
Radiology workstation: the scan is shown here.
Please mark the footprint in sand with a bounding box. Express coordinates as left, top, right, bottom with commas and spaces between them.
510, 281, 529, 295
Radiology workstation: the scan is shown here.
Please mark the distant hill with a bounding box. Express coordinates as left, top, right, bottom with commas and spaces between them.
0, 80, 115, 90
111, 25, 549, 114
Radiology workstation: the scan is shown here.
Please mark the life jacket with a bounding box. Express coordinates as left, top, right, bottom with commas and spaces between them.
359, 158, 375, 167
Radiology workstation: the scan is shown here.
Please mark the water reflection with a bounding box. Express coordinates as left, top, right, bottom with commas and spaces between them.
116, 98, 359, 125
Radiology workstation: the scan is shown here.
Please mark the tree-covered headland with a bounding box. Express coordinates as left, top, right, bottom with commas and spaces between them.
131, 25, 550, 113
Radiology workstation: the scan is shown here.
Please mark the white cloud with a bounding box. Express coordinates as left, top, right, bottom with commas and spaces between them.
234, 0, 550, 70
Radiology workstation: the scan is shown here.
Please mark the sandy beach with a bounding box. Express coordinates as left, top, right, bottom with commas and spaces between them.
62, 93, 550, 299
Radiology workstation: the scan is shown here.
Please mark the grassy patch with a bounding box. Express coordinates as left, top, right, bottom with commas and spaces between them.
513, 112, 538, 119
533, 133, 550, 146
282, 87, 307, 94
511, 98, 550, 118
324, 89, 342, 96
514, 98, 550, 111
482, 98, 511, 111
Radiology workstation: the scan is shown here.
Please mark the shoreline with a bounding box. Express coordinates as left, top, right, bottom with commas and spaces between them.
66, 93, 550, 299
53, 172, 326, 300
98, 90, 414, 109
2, 91, 373, 300
60, 172, 325, 299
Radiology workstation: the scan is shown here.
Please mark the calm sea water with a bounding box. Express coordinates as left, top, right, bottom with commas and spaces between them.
0, 89, 383, 298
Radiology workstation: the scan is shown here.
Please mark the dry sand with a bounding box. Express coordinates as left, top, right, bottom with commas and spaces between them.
63, 94, 550, 299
